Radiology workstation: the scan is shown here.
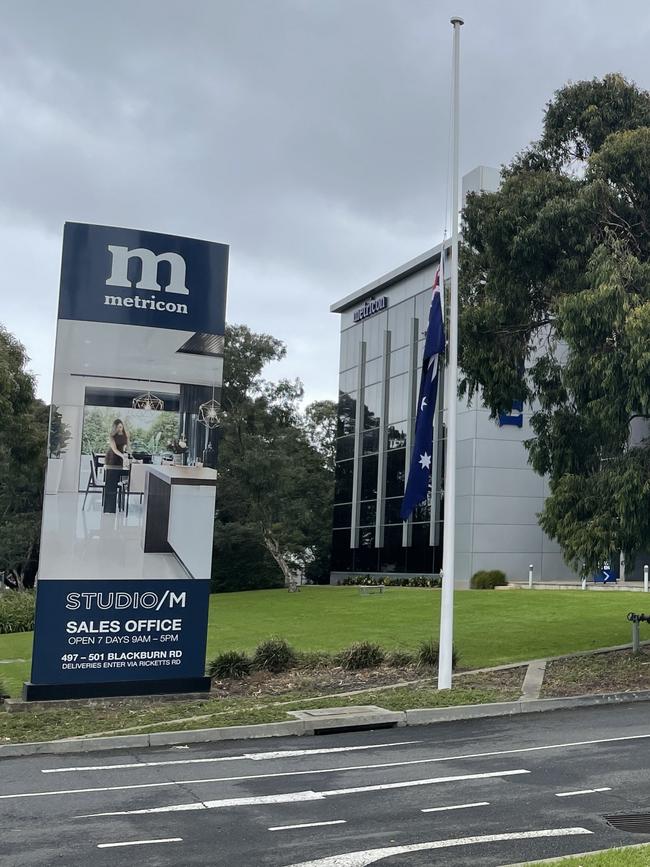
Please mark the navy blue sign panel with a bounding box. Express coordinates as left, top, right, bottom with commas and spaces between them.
31, 580, 210, 685
58, 223, 228, 335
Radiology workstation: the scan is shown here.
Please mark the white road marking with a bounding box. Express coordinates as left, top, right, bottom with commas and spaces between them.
249, 743, 420, 761
555, 787, 612, 797
269, 820, 347, 832
0, 756, 531, 802
81, 791, 325, 817
421, 801, 490, 813
38, 729, 650, 777
280, 828, 593, 867
77, 769, 529, 818
42, 741, 420, 774
325, 769, 528, 797
97, 838, 182, 849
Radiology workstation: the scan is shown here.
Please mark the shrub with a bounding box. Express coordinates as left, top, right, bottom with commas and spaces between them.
336, 641, 385, 670
207, 650, 252, 680
253, 637, 298, 673
470, 569, 507, 590
385, 649, 415, 668
0, 591, 36, 634
417, 639, 459, 670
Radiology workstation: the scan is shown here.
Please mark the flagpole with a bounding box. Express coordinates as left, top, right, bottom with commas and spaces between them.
438, 15, 463, 691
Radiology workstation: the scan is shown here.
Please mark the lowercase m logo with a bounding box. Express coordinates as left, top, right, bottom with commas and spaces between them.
106, 245, 190, 295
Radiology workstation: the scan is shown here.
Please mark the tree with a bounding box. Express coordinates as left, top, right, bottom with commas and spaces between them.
48, 405, 71, 457
0, 326, 48, 589
81, 407, 113, 455
303, 399, 337, 473
459, 73, 650, 575
214, 325, 334, 589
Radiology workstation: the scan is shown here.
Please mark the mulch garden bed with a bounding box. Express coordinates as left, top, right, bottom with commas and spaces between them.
210, 663, 526, 699
542, 648, 650, 697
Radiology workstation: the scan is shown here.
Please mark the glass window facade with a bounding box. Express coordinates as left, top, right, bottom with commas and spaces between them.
332, 277, 444, 578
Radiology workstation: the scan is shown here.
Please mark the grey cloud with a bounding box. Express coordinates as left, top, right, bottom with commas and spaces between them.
1, 0, 650, 399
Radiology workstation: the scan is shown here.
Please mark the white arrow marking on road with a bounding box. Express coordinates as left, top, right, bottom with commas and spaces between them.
280, 828, 593, 867
97, 838, 182, 849
82, 791, 325, 816
42, 741, 421, 774
77, 769, 529, 818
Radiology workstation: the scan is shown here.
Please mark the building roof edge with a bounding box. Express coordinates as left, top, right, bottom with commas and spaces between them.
330, 238, 451, 314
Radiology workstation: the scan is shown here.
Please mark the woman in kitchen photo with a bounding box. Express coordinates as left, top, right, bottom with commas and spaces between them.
103, 418, 131, 512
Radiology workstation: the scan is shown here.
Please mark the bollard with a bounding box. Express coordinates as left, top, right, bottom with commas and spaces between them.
645, 564, 649, 593
627, 612, 649, 653
528, 564, 534, 589
581, 577, 587, 590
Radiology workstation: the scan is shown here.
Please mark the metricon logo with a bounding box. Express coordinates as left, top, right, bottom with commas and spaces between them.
104, 244, 190, 314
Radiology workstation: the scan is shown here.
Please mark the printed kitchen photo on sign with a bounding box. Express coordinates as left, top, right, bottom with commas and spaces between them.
40, 223, 228, 583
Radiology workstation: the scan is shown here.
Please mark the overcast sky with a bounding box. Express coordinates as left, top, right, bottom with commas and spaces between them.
2, 0, 650, 404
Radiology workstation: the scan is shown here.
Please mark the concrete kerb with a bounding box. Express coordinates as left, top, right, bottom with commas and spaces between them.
4, 688, 650, 759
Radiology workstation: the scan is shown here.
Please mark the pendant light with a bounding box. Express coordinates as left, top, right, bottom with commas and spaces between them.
198, 384, 220, 429
132, 380, 164, 411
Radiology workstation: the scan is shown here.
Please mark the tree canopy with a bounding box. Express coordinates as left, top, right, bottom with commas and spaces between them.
0, 326, 47, 588
459, 74, 650, 575
212, 324, 335, 590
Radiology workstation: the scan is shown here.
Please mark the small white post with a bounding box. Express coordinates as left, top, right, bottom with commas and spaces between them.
644, 564, 649, 593
581, 576, 587, 591
528, 564, 534, 589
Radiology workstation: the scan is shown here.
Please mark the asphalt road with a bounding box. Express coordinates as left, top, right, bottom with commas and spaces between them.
2, 703, 650, 866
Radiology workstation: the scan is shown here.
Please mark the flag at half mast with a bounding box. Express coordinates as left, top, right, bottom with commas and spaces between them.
400, 259, 446, 521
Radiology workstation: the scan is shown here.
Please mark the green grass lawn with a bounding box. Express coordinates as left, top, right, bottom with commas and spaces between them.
527, 844, 650, 865
1, 587, 647, 698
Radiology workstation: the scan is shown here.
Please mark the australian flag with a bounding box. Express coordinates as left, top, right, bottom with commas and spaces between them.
400, 263, 446, 521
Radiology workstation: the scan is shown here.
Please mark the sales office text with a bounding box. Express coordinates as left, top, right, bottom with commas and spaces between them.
66, 619, 182, 633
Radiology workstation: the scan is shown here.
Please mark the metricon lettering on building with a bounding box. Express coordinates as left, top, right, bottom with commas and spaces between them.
353, 297, 388, 322
106, 245, 190, 295
103, 294, 189, 314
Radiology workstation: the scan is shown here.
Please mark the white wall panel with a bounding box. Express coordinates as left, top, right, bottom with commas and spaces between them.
474, 467, 545, 498
541, 552, 576, 581
473, 495, 544, 526
475, 438, 531, 470
453, 552, 473, 587
455, 494, 474, 525
455, 522, 474, 555
457, 408, 478, 441
456, 466, 475, 497
473, 523, 544, 555
456, 438, 475, 469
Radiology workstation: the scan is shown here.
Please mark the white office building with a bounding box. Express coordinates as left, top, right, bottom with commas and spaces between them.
329, 167, 578, 587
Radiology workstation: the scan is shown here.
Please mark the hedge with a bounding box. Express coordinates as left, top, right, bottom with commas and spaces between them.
0, 590, 36, 634
341, 575, 442, 588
